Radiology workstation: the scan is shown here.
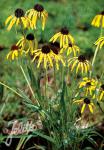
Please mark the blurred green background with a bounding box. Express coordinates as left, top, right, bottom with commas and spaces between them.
0, 0, 104, 123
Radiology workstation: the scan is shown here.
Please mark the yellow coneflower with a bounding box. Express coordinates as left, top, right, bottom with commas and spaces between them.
32, 44, 65, 70
98, 84, 104, 100
5, 8, 30, 31
94, 37, 104, 49
73, 98, 95, 113
79, 77, 98, 96
91, 11, 104, 28
17, 33, 35, 55
50, 27, 74, 48
26, 4, 48, 30
60, 43, 80, 56
6, 45, 23, 60
49, 42, 65, 70
68, 55, 91, 74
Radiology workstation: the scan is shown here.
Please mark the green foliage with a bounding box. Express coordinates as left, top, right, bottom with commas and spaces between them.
0, 0, 104, 150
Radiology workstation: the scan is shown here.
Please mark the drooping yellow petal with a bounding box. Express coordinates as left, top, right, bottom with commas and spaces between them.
95, 15, 101, 27
91, 15, 98, 26
28, 9, 34, 18
100, 41, 104, 49
37, 54, 43, 68
32, 52, 40, 62
47, 54, 53, 67
44, 54, 47, 69
88, 104, 93, 113
83, 63, 88, 73
80, 63, 84, 74
32, 12, 38, 29
68, 34, 74, 43
7, 17, 16, 31
6, 51, 12, 60
16, 18, 20, 26
73, 99, 83, 104
14, 50, 18, 57
76, 62, 80, 74
81, 104, 86, 113
11, 52, 15, 60
5, 15, 13, 25
99, 92, 104, 100
50, 32, 61, 42
60, 35, 63, 48
71, 60, 77, 71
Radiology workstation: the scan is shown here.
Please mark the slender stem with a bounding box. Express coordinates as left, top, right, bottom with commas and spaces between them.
91, 44, 99, 67
35, 38, 38, 50
54, 65, 57, 91
97, 102, 104, 113
0, 81, 22, 98
20, 19, 25, 38
90, 27, 103, 76
45, 68, 48, 98
62, 65, 64, 87
20, 65, 40, 106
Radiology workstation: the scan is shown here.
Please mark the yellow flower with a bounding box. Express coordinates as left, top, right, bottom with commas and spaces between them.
49, 42, 65, 70
68, 55, 91, 74
79, 77, 98, 96
60, 43, 80, 56
73, 98, 95, 113
17, 33, 35, 55
26, 4, 48, 30
5, 8, 31, 31
98, 84, 104, 101
91, 11, 104, 28
32, 44, 65, 70
94, 37, 104, 49
50, 27, 74, 48
6, 45, 23, 60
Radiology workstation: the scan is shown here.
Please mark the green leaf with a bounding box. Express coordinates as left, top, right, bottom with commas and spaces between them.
60, 81, 66, 114
27, 66, 40, 98
32, 131, 55, 144
87, 137, 98, 148
18, 89, 49, 118
0, 84, 3, 101
83, 147, 95, 150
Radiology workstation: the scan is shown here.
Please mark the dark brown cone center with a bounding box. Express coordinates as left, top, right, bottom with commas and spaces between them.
61, 27, 69, 35
34, 4, 44, 12
11, 45, 19, 51
86, 82, 91, 86
26, 34, 34, 41
78, 55, 86, 62
49, 42, 60, 55
69, 43, 72, 47
100, 11, 104, 15
101, 84, 104, 90
15, 8, 24, 18
42, 45, 50, 54
84, 98, 90, 104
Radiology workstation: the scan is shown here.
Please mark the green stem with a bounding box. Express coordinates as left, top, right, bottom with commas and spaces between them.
20, 65, 40, 106
0, 81, 22, 98
61, 65, 64, 87
91, 44, 99, 67
54, 65, 57, 91
90, 27, 103, 76
45, 68, 47, 98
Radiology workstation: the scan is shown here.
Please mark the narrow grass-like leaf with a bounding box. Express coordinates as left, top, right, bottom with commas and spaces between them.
0, 84, 3, 101
32, 130, 55, 144
27, 66, 41, 99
